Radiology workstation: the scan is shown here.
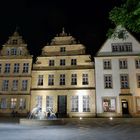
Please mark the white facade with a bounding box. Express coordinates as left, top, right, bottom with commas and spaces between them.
95, 27, 140, 117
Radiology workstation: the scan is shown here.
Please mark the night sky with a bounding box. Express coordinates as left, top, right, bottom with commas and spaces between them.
0, 0, 139, 57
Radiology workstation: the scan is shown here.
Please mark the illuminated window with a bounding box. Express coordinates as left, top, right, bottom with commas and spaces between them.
136, 97, 140, 112
12, 80, 18, 91
104, 75, 112, 88
135, 59, 140, 69
4, 63, 10, 73
71, 59, 77, 65
60, 59, 65, 66
71, 96, 78, 112
22, 80, 28, 91
46, 96, 53, 112
83, 96, 90, 112
10, 98, 17, 109
120, 74, 129, 89
38, 75, 43, 86
0, 64, 2, 73
36, 96, 42, 109
103, 60, 111, 69
102, 98, 116, 112
19, 98, 26, 110
71, 74, 77, 85
23, 63, 29, 73
49, 60, 54, 66
82, 74, 88, 85
60, 74, 65, 85
48, 74, 54, 86
60, 47, 66, 52
0, 98, 7, 109
2, 80, 9, 91
14, 63, 20, 73
119, 59, 127, 69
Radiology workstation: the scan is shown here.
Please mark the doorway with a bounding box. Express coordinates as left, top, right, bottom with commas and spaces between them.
122, 100, 129, 114
58, 95, 67, 117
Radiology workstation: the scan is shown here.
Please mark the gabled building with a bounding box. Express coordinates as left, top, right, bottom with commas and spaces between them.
95, 26, 140, 117
31, 28, 95, 117
0, 30, 33, 116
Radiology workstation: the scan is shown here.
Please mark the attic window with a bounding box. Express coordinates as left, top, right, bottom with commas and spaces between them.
12, 39, 17, 44
111, 42, 132, 52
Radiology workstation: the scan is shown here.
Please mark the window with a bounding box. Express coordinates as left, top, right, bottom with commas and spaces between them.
46, 96, 53, 112
82, 74, 89, 85
103, 60, 111, 69
104, 75, 112, 88
10, 98, 17, 109
12, 39, 17, 44
7, 49, 10, 55
60, 59, 65, 66
135, 59, 140, 69
23, 63, 29, 73
102, 98, 116, 112
12, 80, 18, 91
136, 97, 140, 112
137, 75, 140, 88
60, 74, 65, 85
60, 47, 66, 52
13, 63, 19, 73
4, 63, 10, 73
71, 96, 78, 112
120, 74, 129, 88
11, 48, 17, 55
38, 75, 43, 86
71, 74, 77, 85
2, 80, 9, 91
49, 60, 54, 66
119, 59, 127, 69
19, 98, 26, 110
83, 96, 90, 112
48, 74, 54, 86
22, 80, 28, 91
111, 42, 132, 52
71, 59, 77, 65
0, 64, 2, 73
36, 96, 42, 110
0, 98, 7, 109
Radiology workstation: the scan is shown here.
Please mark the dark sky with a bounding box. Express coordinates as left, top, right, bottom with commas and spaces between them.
0, 0, 139, 57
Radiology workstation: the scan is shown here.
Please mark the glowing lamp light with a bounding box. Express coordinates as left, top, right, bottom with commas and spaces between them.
79, 117, 82, 120
109, 117, 113, 120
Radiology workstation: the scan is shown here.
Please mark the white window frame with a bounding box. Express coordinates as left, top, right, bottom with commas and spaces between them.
71, 96, 78, 112
103, 59, 111, 69
23, 63, 29, 73
82, 74, 89, 85
12, 80, 18, 91
48, 74, 54, 86
104, 75, 113, 88
46, 96, 53, 112
119, 59, 128, 69
120, 74, 129, 89
4, 63, 10, 73
71, 74, 77, 85
22, 80, 28, 91
38, 75, 43, 86
83, 95, 90, 112
2, 80, 9, 91
13, 63, 20, 73
60, 74, 65, 85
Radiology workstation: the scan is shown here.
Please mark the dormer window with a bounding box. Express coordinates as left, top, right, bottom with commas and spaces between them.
12, 39, 18, 45
60, 47, 66, 52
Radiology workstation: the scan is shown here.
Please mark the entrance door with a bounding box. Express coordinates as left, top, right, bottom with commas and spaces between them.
58, 95, 67, 117
122, 101, 129, 114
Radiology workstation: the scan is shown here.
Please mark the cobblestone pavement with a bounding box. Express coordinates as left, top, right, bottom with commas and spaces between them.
0, 117, 140, 140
